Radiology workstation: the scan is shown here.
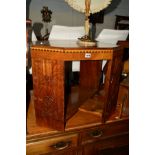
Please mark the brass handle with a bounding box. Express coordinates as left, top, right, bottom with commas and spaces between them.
51, 141, 71, 150
90, 130, 103, 138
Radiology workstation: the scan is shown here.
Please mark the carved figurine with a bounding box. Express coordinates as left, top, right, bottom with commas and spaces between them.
41, 6, 52, 23
41, 6, 52, 35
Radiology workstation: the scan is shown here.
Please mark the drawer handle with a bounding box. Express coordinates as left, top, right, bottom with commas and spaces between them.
51, 141, 71, 150
90, 130, 103, 138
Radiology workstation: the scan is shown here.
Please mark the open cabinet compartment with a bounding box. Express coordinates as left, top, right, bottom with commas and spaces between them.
31, 44, 123, 131
65, 60, 103, 120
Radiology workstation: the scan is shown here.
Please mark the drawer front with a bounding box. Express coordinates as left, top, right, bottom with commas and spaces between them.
80, 121, 128, 145
27, 133, 78, 155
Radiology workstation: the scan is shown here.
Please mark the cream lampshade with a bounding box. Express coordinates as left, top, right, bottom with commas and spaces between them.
65, 0, 112, 46
65, 0, 112, 14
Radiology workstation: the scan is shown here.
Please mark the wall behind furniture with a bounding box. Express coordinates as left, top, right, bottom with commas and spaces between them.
28, 0, 129, 38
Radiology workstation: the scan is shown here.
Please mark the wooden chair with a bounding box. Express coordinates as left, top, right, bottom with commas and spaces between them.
115, 15, 129, 76
114, 15, 129, 30
117, 41, 129, 76
96, 28, 129, 84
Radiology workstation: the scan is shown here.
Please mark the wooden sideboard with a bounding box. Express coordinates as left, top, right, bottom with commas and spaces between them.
27, 88, 129, 155
27, 118, 128, 155
27, 90, 129, 155
27, 40, 129, 155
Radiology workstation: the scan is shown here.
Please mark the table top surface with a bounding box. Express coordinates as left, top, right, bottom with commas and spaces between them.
31, 40, 118, 49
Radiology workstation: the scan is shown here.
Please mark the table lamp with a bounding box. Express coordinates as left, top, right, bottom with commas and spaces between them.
65, 0, 112, 46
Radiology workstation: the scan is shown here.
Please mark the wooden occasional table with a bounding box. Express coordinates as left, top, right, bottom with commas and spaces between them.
30, 40, 124, 131
27, 40, 129, 155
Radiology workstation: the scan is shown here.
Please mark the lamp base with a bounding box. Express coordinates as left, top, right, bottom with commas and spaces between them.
78, 35, 97, 47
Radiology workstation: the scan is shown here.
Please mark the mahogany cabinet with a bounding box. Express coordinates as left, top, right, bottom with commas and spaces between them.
30, 40, 124, 131
27, 116, 129, 155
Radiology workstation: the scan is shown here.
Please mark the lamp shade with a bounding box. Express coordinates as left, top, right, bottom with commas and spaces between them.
65, 0, 112, 14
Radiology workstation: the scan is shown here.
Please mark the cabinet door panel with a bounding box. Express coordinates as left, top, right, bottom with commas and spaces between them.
96, 134, 129, 154
83, 144, 97, 155
83, 134, 129, 155
98, 145, 129, 155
